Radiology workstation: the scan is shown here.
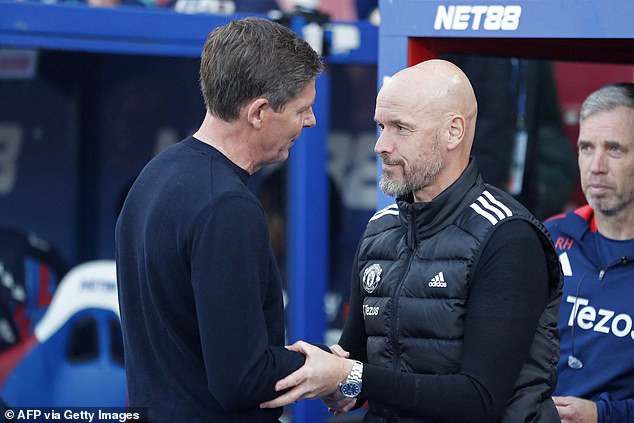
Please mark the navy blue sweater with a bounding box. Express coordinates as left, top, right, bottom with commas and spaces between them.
116, 137, 305, 422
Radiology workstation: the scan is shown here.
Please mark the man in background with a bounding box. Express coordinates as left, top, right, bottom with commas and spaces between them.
546, 82, 634, 423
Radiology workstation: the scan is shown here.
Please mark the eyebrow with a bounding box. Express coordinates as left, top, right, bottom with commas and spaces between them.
578, 139, 628, 151
296, 102, 313, 112
375, 117, 411, 128
605, 140, 628, 151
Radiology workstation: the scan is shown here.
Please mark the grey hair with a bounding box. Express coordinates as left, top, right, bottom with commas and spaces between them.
580, 82, 634, 122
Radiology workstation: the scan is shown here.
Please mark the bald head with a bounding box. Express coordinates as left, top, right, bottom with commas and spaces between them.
374, 59, 479, 201
380, 59, 478, 153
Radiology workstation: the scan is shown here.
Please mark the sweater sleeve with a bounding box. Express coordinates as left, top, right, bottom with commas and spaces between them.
191, 194, 304, 411
340, 219, 549, 422
339, 242, 369, 362
597, 393, 634, 423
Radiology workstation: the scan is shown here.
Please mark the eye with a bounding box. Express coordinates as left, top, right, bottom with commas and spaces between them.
376, 123, 384, 132
578, 142, 592, 153
605, 142, 626, 157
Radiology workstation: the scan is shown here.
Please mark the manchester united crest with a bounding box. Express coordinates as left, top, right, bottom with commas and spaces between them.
362, 263, 382, 293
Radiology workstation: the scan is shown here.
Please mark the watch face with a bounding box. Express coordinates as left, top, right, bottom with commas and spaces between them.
341, 382, 361, 398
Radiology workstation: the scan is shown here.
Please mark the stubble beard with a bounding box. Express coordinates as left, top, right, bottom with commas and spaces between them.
585, 189, 633, 218
379, 155, 443, 197
582, 172, 634, 217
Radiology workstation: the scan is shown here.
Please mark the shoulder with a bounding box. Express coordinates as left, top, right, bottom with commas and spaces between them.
457, 187, 532, 242
464, 187, 518, 227
544, 204, 593, 235
208, 192, 263, 222
365, 203, 401, 235
460, 186, 558, 254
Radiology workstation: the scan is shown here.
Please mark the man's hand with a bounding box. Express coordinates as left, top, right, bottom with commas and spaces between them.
553, 396, 598, 423
259, 341, 353, 409
323, 391, 357, 417
321, 344, 356, 416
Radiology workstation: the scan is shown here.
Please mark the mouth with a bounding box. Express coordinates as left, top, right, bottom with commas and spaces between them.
380, 155, 401, 167
382, 163, 400, 172
586, 184, 611, 196
382, 159, 404, 171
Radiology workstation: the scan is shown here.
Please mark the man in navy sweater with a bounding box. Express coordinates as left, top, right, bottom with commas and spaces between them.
115, 17, 323, 422
545, 83, 634, 423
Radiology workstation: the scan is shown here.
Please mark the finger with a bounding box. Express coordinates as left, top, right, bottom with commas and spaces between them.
272, 364, 310, 392
555, 405, 571, 420
340, 398, 357, 412
326, 398, 356, 416
322, 396, 344, 408
290, 341, 321, 357
328, 407, 346, 417
260, 389, 303, 409
552, 396, 570, 406
285, 340, 307, 353
329, 344, 350, 358
274, 370, 307, 391
334, 397, 357, 410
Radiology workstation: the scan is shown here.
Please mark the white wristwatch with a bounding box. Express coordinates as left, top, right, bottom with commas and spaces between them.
339, 360, 363, 398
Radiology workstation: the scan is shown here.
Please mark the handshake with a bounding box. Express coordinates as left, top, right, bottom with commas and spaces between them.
260, 341, 362, 417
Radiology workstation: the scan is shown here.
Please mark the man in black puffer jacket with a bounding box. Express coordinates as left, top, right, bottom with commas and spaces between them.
261, 59, 563, 423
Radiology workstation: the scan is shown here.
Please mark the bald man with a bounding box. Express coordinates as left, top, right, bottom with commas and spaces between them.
261, 60, 562, 422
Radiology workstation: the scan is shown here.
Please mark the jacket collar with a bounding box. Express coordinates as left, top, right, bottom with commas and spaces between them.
553, 205, 596, 241
396, 158, 484, 240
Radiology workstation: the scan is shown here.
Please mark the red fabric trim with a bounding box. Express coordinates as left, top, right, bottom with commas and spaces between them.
0, 335, 38, 386
13, 303, 30, 341
37, 263, 53, 307
573, 204, 598, 232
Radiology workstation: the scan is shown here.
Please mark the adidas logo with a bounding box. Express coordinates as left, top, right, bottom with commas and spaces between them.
428, 271, 447, 288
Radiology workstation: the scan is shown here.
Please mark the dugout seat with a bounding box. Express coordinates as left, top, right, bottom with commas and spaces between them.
0, 260, 126, 406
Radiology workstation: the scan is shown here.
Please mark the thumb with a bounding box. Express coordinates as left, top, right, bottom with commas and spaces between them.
330, 344, 350, 358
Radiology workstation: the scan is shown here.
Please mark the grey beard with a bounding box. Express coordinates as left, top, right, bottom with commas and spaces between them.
379, 174, 410, 197
587, 197, 621, 217
379, 160, 443, 198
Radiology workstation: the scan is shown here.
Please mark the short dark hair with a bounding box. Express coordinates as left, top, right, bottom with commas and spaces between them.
580, 82, 634, 122
199, 17, 323, 121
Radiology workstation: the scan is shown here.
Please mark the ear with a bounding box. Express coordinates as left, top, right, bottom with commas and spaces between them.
447, 115, 466, 151
246, 98, 269, 129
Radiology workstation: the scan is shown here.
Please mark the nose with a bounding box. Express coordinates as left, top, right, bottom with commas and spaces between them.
588, 150, 608, 174
303, 108, 316, 128
374, 131, 391, 155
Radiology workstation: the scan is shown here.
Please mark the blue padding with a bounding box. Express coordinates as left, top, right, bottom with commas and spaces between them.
1, 308, 126, 407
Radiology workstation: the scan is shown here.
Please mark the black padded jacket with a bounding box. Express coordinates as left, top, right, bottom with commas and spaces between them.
353, 160, 562, 422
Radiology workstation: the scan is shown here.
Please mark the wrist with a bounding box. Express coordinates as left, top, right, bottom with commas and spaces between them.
339, 360, 363, 398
